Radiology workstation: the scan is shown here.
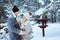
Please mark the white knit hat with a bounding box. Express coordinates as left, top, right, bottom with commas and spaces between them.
23, 12, 30, 21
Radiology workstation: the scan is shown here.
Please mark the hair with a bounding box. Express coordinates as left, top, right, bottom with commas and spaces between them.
29, 11, 32, 16
12, 5, 19, 13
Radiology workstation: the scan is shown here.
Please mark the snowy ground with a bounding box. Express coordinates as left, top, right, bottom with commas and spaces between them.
31, 23, 60, 40
0, 21, 60, 40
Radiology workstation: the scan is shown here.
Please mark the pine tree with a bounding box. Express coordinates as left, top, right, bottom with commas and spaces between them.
0, 4, 8, 23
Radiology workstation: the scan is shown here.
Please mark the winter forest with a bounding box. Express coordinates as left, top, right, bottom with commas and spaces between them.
0, 0, 60, 40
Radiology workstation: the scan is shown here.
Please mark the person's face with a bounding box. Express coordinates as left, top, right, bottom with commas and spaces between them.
14, 11, 19, 17
23, 16, 27, 23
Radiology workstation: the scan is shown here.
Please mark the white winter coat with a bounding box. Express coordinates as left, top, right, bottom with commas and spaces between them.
21, 12, 33, 40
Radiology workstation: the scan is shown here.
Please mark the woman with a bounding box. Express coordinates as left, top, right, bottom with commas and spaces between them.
21, 12, 33, 40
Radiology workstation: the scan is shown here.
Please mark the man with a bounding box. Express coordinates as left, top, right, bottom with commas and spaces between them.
7, 5, 25, 40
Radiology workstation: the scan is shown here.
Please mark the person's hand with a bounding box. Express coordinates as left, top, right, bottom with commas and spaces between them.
19, 31, 26, 35
22, 31, 26, 35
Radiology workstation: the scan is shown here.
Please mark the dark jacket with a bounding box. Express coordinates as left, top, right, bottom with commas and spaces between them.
7, 15, 22, 40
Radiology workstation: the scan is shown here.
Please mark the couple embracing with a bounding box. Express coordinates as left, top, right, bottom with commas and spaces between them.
7, 5, 33, 40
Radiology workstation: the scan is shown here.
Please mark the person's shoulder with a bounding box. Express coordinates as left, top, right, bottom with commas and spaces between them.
8, 15, 13, 20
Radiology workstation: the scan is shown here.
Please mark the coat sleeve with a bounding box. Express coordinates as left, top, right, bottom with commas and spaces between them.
7, 17, 21, 35
25, 22, 32, 34
21, 22, 32, 35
